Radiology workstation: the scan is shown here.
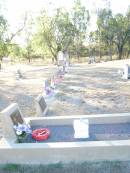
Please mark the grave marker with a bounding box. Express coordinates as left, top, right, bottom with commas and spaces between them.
35, 95, 48, 116
122, 64, 130, 79
88, 56, 95, 64
0, 103, 25, 141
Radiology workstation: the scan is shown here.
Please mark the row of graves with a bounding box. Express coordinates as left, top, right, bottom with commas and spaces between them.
0, 63, 130, 163
36, 67, 66, 117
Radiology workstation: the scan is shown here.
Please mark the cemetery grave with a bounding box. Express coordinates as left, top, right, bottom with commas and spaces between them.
1, 1, 130, 170
0, 60, 130, 164
1, 60, 130, 118
1, 103, 130, 164
21, 123, 130, 143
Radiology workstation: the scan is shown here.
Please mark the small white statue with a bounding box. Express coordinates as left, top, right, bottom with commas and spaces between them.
122, 64, 130, 79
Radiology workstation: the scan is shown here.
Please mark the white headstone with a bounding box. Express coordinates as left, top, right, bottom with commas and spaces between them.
88, 56, 95, 64
122, 64, 129, 79
57, 51, 64, 66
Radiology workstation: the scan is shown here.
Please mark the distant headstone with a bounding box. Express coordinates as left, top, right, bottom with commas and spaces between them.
122, 64, 130, 79
88, 56, 95, 64
63, 50, 70, 72
57, 51, 64, 67
44, 79, 53, 95
17, 69, 23, 79
35, 95, 48, 116
51, 77, 56, 89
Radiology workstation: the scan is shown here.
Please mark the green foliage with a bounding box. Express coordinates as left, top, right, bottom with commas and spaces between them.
1, 163, 20, 172
72, 0, 89, 59
1, 1, 130, 63
91, 8, 130, 60
0, 15, 8, 58
31, 0, 89, 62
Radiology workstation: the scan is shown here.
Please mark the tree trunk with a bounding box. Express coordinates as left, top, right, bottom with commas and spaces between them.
28, 57, 31, 63
99, 51, 102, 61
127, 50, 130, 59
54, 55, 57, 63
52, 57, 55, 63
76, 50, 80, 63
0, 57, 2, 70
118, 46, 123, 60
99, 45, 102, 61
109, 44, 112, 61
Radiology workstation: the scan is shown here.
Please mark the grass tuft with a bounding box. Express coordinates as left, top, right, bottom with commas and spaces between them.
0, 161, 130, 173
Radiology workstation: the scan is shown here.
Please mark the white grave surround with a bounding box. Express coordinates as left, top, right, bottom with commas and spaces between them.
1, 108, 130, 163
73, 119, 89, 138
35, 95, 48, 116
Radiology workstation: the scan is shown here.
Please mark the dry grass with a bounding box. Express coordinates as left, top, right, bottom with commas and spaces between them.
0, 161, 130, 173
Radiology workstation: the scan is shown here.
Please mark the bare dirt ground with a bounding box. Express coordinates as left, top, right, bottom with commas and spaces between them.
0, 59, 130, 135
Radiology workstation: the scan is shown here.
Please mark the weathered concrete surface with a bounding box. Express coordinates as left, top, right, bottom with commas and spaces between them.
0, 112, 130, 164
0, 138, 130, 164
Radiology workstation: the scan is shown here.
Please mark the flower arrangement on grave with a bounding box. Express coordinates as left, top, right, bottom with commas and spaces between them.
54, 70, 63, 84
13, 123, 32, 142
44, 79, 55, 96
45, 87, 52, 95
44, 79, 51, 95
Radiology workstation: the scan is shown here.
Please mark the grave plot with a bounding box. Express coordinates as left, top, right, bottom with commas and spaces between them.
0, 103, 130, 164
22, 123, 130, 143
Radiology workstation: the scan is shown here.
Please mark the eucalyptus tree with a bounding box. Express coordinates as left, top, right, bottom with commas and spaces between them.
97, 9, 114, 60
112, 13, 130, 60
97, 8, 130, 60
34, 0, 90, 63
0, 15, 8, 69
35, 9, 76, 62
72, 0, 90, 60
125, 7, 130, 58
